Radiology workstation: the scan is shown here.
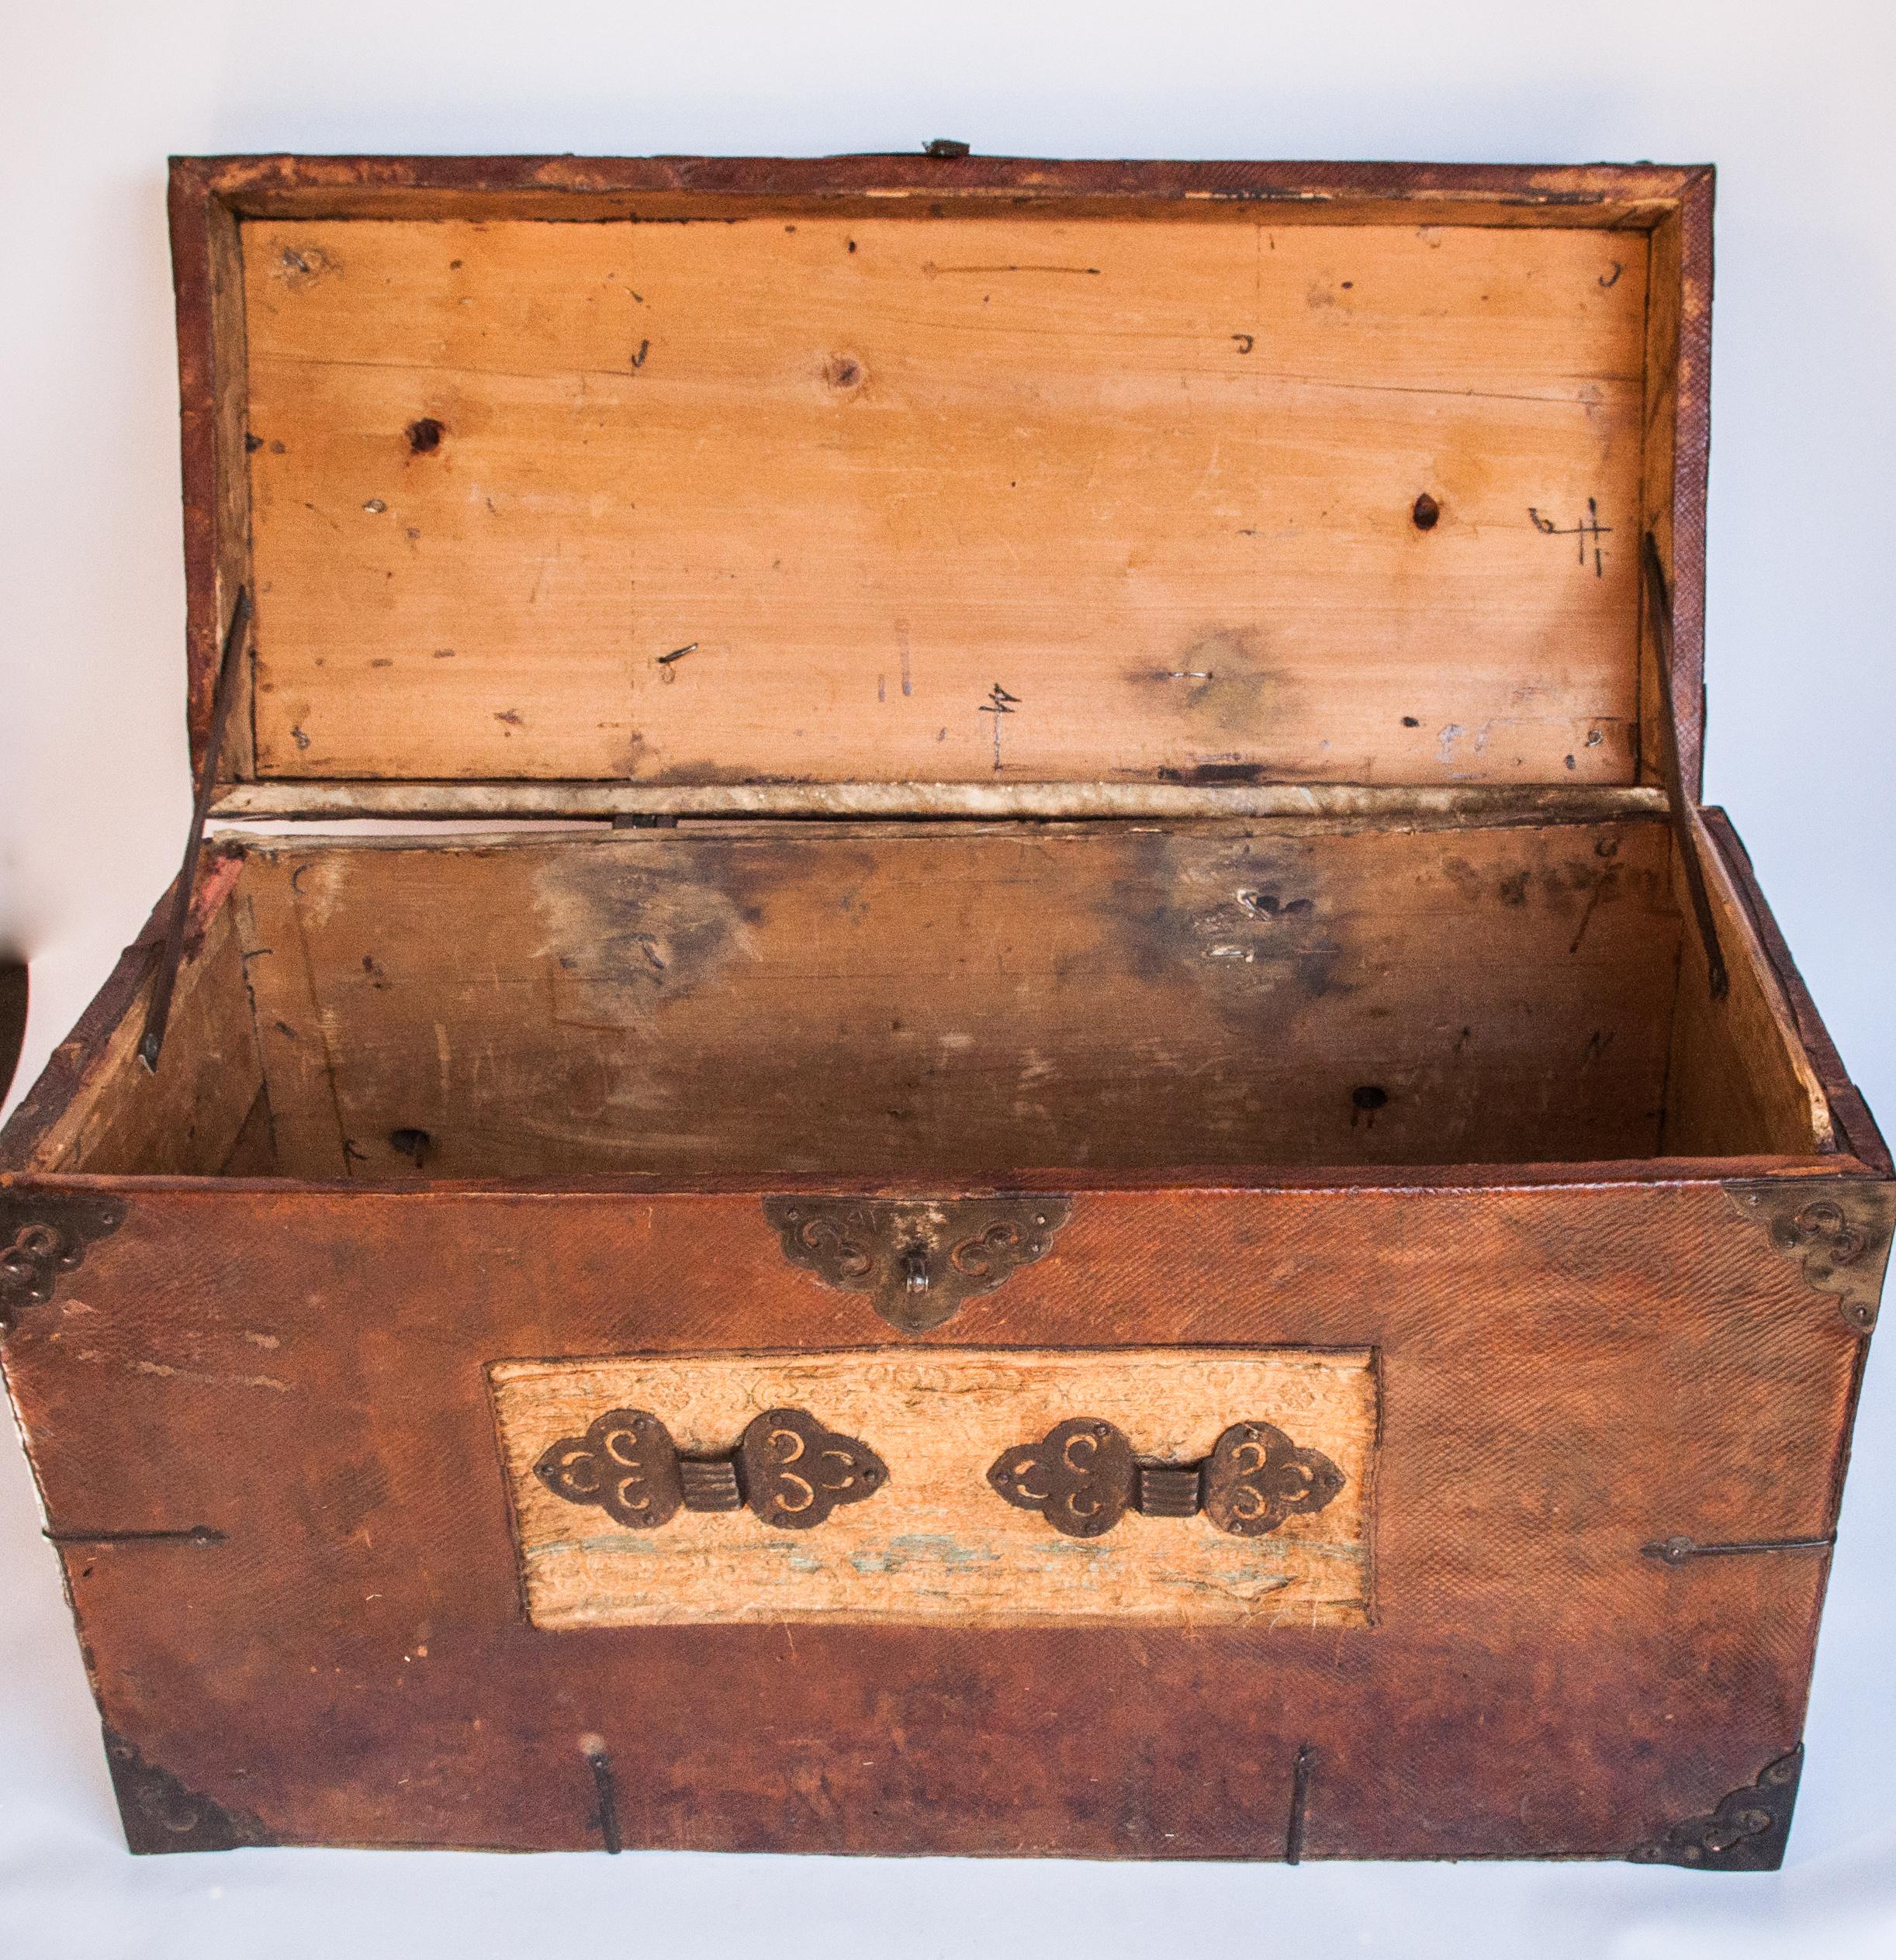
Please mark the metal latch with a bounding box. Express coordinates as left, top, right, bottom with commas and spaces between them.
989, 1416, 1345, 1540
535, 1405, 888, 1531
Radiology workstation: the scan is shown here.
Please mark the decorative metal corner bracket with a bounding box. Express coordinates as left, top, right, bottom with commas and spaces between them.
762, 1194, 1072, 1334
1723, 1179, 1895, 1333
102, 1728, 274, 1855
0, 1192, 127, 1329
1628, 1745, 1803, 1872
534, 1406, 888, 1532
988, 1416, 1344, 1540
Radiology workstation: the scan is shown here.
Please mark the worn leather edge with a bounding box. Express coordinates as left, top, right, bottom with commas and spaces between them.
175, 153, 1712, 207
1669, 165, 1714, 804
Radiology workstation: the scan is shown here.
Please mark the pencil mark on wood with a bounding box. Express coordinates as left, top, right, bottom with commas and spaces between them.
979, 682, 1020, 772
1528, 498, 1611, 577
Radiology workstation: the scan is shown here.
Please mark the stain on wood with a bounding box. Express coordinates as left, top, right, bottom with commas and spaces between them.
213, 818, 1704, 1178
240, 215, 1646, 790
491, 1348, 1377, 1628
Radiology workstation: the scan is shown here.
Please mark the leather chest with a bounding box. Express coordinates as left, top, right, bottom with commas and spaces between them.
1, 151, 1887, 1866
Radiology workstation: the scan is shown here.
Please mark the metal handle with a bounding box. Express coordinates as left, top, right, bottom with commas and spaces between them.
988, 1416, 1344, 1540
535, 1406, 888, 1532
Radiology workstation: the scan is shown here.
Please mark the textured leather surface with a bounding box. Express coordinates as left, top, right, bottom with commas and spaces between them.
1, 1175, 1872, 1858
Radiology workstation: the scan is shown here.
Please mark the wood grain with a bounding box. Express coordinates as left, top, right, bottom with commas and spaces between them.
234, 818, 1689, 1178
1660, 814, 1833, 1157
20, 874, 264, 1177
170, 167, 256, 783
492, 1347, 1376, 1628
242, 215, 1648, 790
212, 780, 1669, 821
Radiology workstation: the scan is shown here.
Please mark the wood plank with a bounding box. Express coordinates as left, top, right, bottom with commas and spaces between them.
212, 780, 1669, 822
23, 890, 263, 1177
171, 165, 256, 783
1635, 209, 1680, 786
491, 1346, 1376, 1628
242, 216, 1648, 790
187, 151, 1710, 226
244, 818, 1684, 1178
231, 878, 351, 1178
1704, 810, 1888, 1173
1661, 814, 1831, 1157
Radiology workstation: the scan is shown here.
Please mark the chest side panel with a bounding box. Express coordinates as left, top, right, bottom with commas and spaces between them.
2, 1178, 1878, 1860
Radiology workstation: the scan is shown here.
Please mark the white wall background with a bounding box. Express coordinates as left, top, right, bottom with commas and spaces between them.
2, 3, 1892, 1955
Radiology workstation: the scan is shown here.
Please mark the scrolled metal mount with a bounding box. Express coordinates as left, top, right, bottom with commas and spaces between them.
533, 1406, 888, 1533
1724, 1179, 1894, 1332
762, 1194, 1072, 1334
102, 1729, 274, 1855
1628, 1746, 1803, 1872
0, 1192, 127, 1329
988, 1416, 1344, 1540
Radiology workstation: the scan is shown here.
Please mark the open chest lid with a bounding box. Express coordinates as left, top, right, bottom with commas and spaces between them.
171, 154, 1714, 819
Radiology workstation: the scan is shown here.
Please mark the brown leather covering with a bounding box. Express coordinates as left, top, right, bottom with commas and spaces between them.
3, 1173, 1874, 1857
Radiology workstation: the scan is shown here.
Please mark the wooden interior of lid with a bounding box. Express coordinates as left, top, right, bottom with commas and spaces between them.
223, 177, 1681, 796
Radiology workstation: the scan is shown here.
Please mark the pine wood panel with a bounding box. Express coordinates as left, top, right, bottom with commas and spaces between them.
22, 894, 263, 1178
493, 1347, 1375, 1628
1660, 816, 1832, 1158
242, 216, 1649, 789
236, 818, 1687, 1179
